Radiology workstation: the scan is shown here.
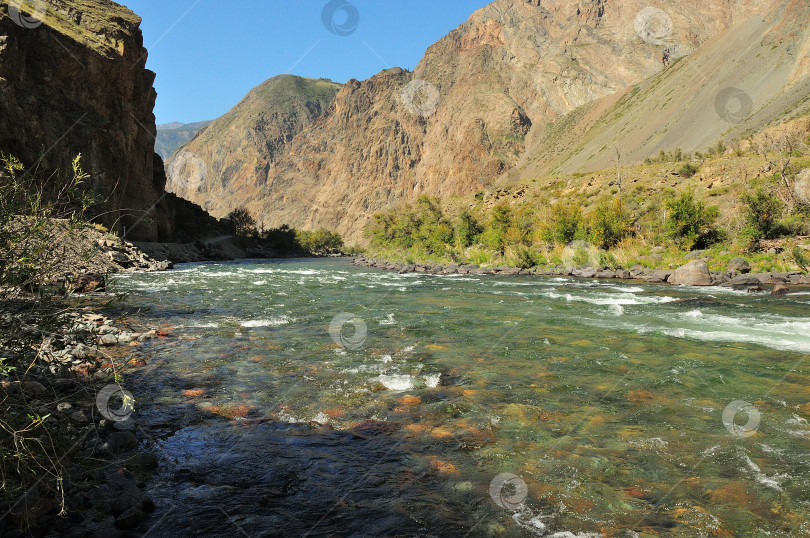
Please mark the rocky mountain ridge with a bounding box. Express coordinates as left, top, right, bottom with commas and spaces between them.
166, 75, 342, 213
155, 120, 212, 160
167, 0, 805, 244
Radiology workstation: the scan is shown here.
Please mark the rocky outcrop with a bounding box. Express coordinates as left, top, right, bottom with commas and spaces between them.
0, 0, 207, 241
170, 0, 783, 244
518, 0, 810, 176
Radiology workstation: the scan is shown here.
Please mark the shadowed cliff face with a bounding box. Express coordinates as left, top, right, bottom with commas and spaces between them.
0, 0, 176, 241
168, 0, 782, 245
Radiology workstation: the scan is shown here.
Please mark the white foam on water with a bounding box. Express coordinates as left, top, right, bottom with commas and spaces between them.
423, 373, 441, 388
380, 354, 393, 363
628, 437, 668, 450
759, 444, 785, 456
252, 280, 267, 285
240, 316, 293, 328
379, 313, 396, 325
340, 363, 387, 375
630, 316, 810, 353
619, 286, 645, 293
545, 290, 677, 306
377, 374, 414, 391
179, 322, 220, 329
311, 412, 330, 425
609, 304, 624, 316
278, 408, 304, 424
741, 453, 787, 492
787, 414, 808, 426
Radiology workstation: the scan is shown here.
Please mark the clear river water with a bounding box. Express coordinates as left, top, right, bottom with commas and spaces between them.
109, 258, 810, 537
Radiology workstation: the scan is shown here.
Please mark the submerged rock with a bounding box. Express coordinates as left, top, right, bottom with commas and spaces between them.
772, 284, 789, 295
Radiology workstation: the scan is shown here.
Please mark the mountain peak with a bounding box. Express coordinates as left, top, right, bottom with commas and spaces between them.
167, 0, 807, 244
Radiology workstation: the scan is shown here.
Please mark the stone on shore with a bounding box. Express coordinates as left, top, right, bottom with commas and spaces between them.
670, 260, 712, 286
723, 274, 762, 289
644, 270, 673, 283
727, 257, 751, 274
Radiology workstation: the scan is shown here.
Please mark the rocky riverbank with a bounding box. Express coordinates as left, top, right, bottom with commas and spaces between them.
28, 220, 172, 296
0, 297, 166, 535
354, 256, 810, 293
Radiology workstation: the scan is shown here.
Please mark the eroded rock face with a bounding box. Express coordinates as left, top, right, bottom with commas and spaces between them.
166, 75, 342, 209
170, 0, 777, 244
0, 0, 170, 240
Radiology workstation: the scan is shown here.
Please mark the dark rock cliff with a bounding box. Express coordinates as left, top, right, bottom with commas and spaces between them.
0, 0, 215, 241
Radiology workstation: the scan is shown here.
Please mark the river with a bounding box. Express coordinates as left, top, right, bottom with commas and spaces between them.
109, 258, 810, 536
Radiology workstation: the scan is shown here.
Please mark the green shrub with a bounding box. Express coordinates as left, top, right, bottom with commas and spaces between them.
589, 198, 633, 249
544, 202, 586, 245
455, 210, 482, 247
227, 206, 257, 237
665, 191, 720, 249
1, 154, 95, 288
296, 228, 344, 255
599, 251, 619, 269
262, 224, 298, 251
481, 203, 513, 253
513, 247, 540, 269
741, 188, 783, 240
573, 249, 590, 267
792, 245, 809, 273
677, 163, 699, 178
343, 245, 365, 256
368, 195, 452, 254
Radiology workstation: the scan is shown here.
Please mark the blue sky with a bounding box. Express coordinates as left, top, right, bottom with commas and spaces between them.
125, 0, 491, 124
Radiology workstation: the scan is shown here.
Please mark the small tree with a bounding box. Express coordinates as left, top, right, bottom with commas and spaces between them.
228, 206, 257, 237
665, 191, 719, 249
481, 203, 513, 254
741, 188, 783, 240
589, 198, 632, 249
296, 228, 344, 254
455, 210, 482, 247
545, 202, 585, 245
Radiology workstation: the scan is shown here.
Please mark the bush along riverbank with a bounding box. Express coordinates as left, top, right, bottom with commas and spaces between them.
354, 253, 810, 293
363, 126, 810, 293
1, 154, 169, 534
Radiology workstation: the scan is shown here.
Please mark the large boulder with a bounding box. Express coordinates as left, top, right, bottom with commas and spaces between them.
670, 260, 712, 286
727, 257, 751, 274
